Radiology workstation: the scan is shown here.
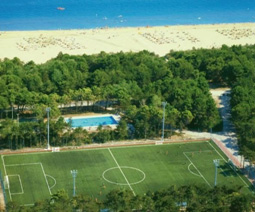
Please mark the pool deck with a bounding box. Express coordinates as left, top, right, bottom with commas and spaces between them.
62, 112, 104, 118
63, 113, 120, 131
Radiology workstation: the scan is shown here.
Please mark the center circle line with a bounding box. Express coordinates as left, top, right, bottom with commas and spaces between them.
102, 166, 146, 186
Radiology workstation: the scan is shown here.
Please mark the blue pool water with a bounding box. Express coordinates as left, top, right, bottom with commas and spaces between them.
0, 0, 254, 31
66, 116, 118, 128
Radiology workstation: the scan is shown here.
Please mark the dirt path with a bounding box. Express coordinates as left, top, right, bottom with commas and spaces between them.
183, 88, 240, 159
182, 88, 255, 184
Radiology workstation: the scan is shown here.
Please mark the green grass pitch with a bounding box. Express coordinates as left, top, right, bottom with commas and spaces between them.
0, 140, 252, 205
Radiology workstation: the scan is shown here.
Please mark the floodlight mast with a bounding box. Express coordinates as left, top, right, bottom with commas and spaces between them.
71, 170, 78, 197
11, 104, 14, 120
46, 107, 51, 150
213, 159, 220, 186
161, 102, 167, 142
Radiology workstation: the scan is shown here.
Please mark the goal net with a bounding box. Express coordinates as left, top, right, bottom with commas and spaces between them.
4, 176, 9, 190
155, 140, 163, 145
52, 147, 60, 152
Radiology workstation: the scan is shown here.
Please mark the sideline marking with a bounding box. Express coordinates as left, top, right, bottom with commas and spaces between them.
102, 166, 146, 186
1, 155, 12, 201
208, 142, 249, 187
183, 152, 212, 188
5, 162, 41, 167
108, 148, 136, 196
184, 150, 213, 154
1, 140, 208, 157
9, 175, 24, 195
23, 204, 34, 207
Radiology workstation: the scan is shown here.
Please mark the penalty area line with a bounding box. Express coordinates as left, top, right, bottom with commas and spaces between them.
40, 163, 52, 195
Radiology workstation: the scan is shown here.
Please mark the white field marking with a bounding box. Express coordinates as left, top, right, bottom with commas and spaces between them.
9, 175, 24, 195
23, 204, 34, 207
2, 141, 208, 158
185, 151, 229, 178
1, 155, 12, 201
183, 150, 213, 154
108, 148, 136, 196
40, 163, 52, 195
208, 142, 249, 187
5, 163, 41, 167
217, 159, 231, 177
45, 174, 57, 189
102, 166, 146, 186
73, 141, 207, 152
183, 152, 212, 188
214, 159, 229, 177
3, 160, 53, 198
0, 141, 209, 160
220, 168, 227, 177
187, 163, 201, 177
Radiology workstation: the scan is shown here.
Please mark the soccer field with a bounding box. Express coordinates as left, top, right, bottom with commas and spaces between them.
0, 140, 252, 206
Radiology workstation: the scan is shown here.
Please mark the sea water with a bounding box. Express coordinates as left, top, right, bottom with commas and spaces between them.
0, 0, 254, 31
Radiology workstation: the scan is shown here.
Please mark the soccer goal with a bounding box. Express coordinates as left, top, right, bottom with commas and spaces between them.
4, 176, 9, 190
155, 141, 163, 145
52, 147, 60, 152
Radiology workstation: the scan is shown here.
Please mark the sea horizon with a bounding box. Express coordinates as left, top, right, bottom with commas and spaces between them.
1, 0, 255, 31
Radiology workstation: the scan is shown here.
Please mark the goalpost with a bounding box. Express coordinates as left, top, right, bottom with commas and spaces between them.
155, 140, 163, 145
52, 147, 60, 152
4, 176, 9, 190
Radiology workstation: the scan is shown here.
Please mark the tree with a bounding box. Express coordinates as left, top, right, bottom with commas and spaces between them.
115, 119, 128, 140
93, 126, 112, 143
49, 189, 73, 212
71, 127, 91, 145
230, 194, 255, 212
105, 189, 134, 212
178, 110, 194, 131
0, 96, 8, 118
73, 195, 101, 212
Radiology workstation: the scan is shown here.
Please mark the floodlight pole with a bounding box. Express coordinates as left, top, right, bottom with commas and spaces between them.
46, 107, 51, 150
17, 113, 19, 126
71, 170, 78, 197
213, 159, 220, 186
11, 104, 13, 120
161, 102, 167, 142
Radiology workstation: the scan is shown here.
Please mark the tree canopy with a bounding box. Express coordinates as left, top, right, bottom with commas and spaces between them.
166, 45, 255, 160
0, 50, 221, 148
1, 45, 255, 159
6, 185, 254, 212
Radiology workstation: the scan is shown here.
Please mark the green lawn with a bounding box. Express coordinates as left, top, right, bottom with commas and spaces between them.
0, 140, 252, 205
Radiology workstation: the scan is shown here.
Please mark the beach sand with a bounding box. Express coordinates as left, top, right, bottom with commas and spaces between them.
0, 23, 255, 64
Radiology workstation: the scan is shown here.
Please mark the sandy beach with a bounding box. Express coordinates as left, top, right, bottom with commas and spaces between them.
0, 23, 255, 64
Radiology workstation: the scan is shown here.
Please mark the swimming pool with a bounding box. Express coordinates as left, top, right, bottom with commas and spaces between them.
65, 115, 119, 128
